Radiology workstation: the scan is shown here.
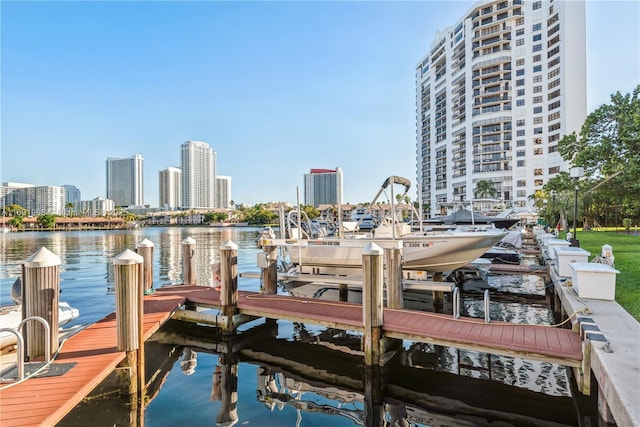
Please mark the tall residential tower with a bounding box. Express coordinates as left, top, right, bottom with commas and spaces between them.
159, 166, 182, 210
416, 0, 586, 215
304, 167, 344, 207
106, 154, 144, 207
181, 140, 216, 209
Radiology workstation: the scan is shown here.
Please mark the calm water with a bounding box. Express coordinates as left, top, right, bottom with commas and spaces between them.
0, 227, 597, 426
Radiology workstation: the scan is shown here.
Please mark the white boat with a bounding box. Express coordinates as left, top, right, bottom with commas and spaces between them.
270, 176, 507, 275
0, 302, 80, 351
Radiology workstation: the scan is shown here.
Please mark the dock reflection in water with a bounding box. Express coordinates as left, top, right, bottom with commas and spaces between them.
2, 228, 597, 426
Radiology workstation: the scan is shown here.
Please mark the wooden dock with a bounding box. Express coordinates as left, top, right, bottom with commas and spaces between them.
0, 284, 583, 425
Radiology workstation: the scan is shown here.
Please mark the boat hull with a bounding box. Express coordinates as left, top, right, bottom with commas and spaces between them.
287, 230, 507, 275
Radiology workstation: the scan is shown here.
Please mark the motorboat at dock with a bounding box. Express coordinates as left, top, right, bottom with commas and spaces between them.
264, 176, 508, 276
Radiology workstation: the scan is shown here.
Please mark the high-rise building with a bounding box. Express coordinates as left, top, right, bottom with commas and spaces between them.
63, 185, 81, 211
159, 167, 182, 210
416, 0, 586, 216
1, 182, 65, 215
106, 154, 144, 207
181, 141, 216, 209
215, 175, 232, 209
304, 167, 343, 207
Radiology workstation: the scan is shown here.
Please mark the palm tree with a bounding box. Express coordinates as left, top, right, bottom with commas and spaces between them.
65, 202, 74, 216
474, 180, 497, 199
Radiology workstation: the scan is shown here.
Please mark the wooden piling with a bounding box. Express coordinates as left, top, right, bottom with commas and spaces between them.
135, 238, 154, 293
262, 245, 278, 295
113, 249, 144, 400
182, 237, 196, 285
384, 246, 403, 309
362, 243, 384, 366
220, 241, 238, 333
22, 247, 61, 360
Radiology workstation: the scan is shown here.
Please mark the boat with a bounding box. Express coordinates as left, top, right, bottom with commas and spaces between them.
270, 176, 508, 275
0, 279, 80, 352
349, 207, 377, 230
422, 207, 520, 230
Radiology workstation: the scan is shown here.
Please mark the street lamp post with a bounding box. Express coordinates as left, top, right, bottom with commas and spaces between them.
570, 167, 584, 247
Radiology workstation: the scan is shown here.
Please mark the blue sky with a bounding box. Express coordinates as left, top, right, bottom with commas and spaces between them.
1, 1, 639, 207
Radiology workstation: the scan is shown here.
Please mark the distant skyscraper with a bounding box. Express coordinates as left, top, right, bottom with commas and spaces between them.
63, 185, 81, 206
1, 182, 64, 215
416, 0, 586, 214
304, 167, 343, 207
181, 141, 216, 209
215, 175, 232, 209
159, 167, 182, 210
106, 154, 144, 207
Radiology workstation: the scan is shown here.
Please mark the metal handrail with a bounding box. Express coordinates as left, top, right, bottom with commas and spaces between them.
0, 328, 24, 381
452, 287, 461, 319
18, 316, 51, 364
484, 289, 491, 323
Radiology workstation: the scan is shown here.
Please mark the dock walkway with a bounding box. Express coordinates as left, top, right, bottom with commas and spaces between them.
0, 285, 582, 426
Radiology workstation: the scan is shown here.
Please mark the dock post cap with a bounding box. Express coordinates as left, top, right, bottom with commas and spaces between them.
25, 247, 61, 268
220, 240, 238, 250
113, 249, 144, 265
362, 242, 383, 255
182, 237, 196, 245
136, 238, 155, 248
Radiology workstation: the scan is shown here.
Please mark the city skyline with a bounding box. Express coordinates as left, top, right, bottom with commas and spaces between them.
2, 1, 638, 207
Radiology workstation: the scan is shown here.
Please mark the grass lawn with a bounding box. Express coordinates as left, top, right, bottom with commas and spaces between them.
558, 230, 640, 321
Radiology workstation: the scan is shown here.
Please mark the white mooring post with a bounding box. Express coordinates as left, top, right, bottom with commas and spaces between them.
23, 247, 61, 360
113, 249, 145, 399
362, 243, 384, 366
135, 238, 155, 293
182, 237, 196, 285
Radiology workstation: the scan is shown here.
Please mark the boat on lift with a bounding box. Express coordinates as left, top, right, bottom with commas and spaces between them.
266, 176, 508, 276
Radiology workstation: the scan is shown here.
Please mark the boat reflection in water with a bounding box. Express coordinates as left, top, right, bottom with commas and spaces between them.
60, 313, 596, 427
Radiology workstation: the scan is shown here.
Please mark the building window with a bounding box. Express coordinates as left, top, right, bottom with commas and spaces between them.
533, 106, 543, 114
548, 46, 560, 58
516, 78, 525, 86
533, 65, 542, 72
533, 34, 542, 42
535, 179, 543, 186
517, 180, 526, 187
516, 119, 525, 126
548, 89, 561, 100
533, 75, 542, 83
534, 168, 543, 176
533, 96, 543, 103
516, 58, 525, 66
533, 54, 541, 62
549, 145, 558, 153
516, 68, 525, 76
548, 79, 560, 89
533, 1, 542, 10
549, 122, 561, 132
548, 68, 560, 79
532, 23, 542, 31
534, 148, 543, 155
534, 137, 542, 144
516, 17, 524, 26
516, 28, 525, 36
517, 189, 527, 196
533, 116, 543, 124
534, 127, 543, 134
516, 38, 525, 46
517, 150, 526, 157
533, 44, 542, 52
548, 57, 560, 68
548, 111, 560, 121
549, 166, 560, 174
517, 129, 525, 136
517, 139, 526, 147
517, 88, 525, 96
549, 133, 560, 142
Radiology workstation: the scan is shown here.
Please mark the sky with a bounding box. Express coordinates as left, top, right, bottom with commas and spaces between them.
1, 1, 639, 207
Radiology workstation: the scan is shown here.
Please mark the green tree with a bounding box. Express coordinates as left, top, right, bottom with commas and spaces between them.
2, 204, 28, 217
204, 212, 228, 223
65, 202, 74, 216
559, 86, 640, 206
301, 205, 320, 220
8, 215, 24, 229
474, 180, 497, 199
37, 214, 57, 229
